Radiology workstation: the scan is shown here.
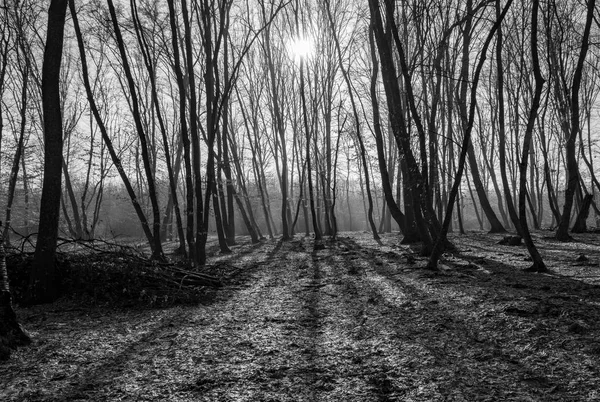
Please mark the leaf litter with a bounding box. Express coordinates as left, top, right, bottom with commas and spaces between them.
1, 231, 600, 401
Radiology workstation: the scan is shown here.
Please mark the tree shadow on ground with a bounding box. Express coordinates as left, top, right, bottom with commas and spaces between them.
328, 236, 600, 400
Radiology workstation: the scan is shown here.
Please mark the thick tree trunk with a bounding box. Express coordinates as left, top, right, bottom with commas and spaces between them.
386, 2, 443, 240
368, 2, 432, 253
572, 194, 593, 233
400, 159, 420, 244
367, 26, 405, 235
0, 290, 31, 360
28, 0, 68, 304
222, 114, 236, 246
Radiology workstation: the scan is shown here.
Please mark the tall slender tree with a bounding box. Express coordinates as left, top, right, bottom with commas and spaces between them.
555, 0, 596, 240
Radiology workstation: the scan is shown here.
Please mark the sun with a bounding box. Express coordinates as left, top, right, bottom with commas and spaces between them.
288, 37, 314, 60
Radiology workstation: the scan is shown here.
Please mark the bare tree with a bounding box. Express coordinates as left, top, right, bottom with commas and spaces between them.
28, 0, 68, 304
324, 0, 379, 241
106, 0, 164, 259
519, 0, 547, 272
70, 0, 157, 251
555, 0, 596, 240
428, 0, 513, 269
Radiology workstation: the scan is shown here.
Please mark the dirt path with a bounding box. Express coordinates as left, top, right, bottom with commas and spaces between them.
1, 233, 600, 401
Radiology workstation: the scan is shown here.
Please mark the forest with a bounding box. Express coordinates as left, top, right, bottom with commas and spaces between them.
1, 0, 600, 400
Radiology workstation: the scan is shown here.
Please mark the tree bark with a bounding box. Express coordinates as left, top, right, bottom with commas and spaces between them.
571, 194, 593, 233
369, 0, 432, 253
28, 0, 68, 304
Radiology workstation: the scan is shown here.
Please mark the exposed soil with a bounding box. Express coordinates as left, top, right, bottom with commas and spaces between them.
1, 231, 600, 401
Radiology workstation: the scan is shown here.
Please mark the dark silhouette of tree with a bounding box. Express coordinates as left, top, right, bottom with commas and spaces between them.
70, 0, 156, 253
555, 0, 596, 240
519, 0, 547, 273
28, 0, 68, 304
106, 0, 165, 260
428, 0, 514, 269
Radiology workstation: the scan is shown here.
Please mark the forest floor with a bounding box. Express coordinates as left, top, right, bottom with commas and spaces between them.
1, 231, 600, 401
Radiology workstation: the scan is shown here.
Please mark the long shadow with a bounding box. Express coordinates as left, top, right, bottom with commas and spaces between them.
198, 237, 284, 305
178, 236, 295, 398
291, 238, 408, 400
330, 236, 599, 400
51, 309, 190, 401
8, 239, 287, 401
215, 236, 285, 268
339, 236, 600, 306
291, 240, 324, 400
369, 237, 599, 330
62, 241, 286, 400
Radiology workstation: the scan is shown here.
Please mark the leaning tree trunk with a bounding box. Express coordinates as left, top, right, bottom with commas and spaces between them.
367, 23, 406, 235
71, 0, 156, 250
107, 0, 164, 260
1, 222, 31, 360
131, 1, 186, 255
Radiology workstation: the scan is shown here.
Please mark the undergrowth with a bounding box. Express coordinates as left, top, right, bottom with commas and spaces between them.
6, 252, 216, 308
